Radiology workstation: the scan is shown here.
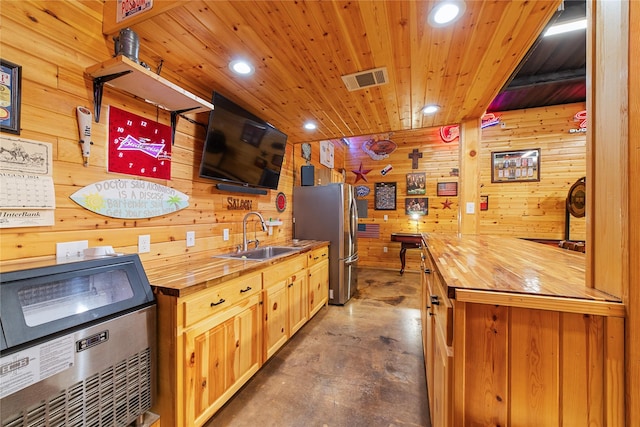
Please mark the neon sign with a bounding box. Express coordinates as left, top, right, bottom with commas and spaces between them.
439, 113, 501, 143
570, 110, 587, 133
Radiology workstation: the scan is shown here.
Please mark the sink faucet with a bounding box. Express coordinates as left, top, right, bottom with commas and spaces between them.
242, 211, 268, 251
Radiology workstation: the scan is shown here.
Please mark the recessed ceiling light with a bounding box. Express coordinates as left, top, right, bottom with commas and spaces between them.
229, 59, 254, 75
544, 18, 587, 37
428, 1, 465, 27
304, 122, 317, 130
422, 105, 440, 115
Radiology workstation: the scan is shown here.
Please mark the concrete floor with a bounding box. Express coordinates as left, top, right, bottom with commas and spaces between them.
205, 268, 431, 427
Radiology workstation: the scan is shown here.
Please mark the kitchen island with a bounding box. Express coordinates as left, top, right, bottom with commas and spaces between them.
144, 240, 329, 427
421, 234, 625, 427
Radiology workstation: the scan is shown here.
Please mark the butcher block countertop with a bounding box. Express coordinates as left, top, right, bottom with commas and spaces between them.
423, 234, 623, 316
144, 240, 328, 297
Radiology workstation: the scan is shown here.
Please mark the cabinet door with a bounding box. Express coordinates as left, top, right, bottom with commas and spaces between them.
184, 294, 262, 427
185, 318, 232, 426
288, 270, 308, 336
230, 297, 262, 389
264, 279, 289, 360
432, 323, 453, 427
308, 260, 329, 317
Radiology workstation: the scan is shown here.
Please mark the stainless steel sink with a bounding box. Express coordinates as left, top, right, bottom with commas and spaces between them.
214, 246, 300, 261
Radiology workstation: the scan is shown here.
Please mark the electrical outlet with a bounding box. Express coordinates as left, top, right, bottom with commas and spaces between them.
223, 229, 229, 241
138, 235, 151, 253
186, 231, 195, 247
384, 215, 388, 222
56, 240, 89, 259
383, 246, 388, 253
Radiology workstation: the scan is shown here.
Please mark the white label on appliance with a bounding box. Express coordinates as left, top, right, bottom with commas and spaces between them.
0, 334, 74, 399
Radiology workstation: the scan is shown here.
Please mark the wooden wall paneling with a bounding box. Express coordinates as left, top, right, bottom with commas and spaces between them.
479, 103, 587, 240
509, 307, 559, 426
0, 0, 296, 265
459, 118, 480, 235
587, 0, 628, 298
605, 316, 625, 427
560, 313, 604, 424
460, 302, 508, 426
628, 1, 640, 424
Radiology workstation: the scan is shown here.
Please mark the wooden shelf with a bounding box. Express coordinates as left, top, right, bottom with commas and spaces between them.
85, 55, 213, 141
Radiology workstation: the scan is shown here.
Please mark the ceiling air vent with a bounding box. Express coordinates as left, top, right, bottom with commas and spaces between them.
341, 67, 389, 91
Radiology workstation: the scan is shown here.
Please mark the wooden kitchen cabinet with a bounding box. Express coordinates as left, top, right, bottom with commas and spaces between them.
421, 234, 625, 427
154, 272, 262, 427
421, 247, 453, 427
183, 292, 262, 426
307, 246, 329, 317
262, 255, 308, 360
151, 243, 329, 426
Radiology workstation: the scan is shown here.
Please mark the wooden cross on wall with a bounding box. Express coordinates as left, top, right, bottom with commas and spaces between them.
408, 149, 422, 169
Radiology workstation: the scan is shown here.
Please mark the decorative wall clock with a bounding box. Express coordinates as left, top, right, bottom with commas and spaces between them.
108, 106, 172, 179
276, 192, 287, 212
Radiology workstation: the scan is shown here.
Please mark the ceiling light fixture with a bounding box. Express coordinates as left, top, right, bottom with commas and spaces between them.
304, 122, 317, 130
428, 1, 466, 27
422, 105, 440, 115
229, 59, 254, 75
544, 18, 587, 37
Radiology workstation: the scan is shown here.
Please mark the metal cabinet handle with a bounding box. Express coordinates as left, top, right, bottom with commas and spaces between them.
424, 268, 431, 274
430, 295, 440, 305
210, 298, 226, 307
240, 286, 252, 293
288, 283, 294, 288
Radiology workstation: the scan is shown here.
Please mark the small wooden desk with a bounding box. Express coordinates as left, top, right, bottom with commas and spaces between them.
390, 233, 422, 274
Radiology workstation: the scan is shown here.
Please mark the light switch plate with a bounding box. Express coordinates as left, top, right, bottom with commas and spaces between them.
186, 231, 195, 247
466, 202, 475, 214
223, 229, 230, 241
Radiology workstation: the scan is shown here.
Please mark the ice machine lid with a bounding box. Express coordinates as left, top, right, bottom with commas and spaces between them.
0, 254, 155, 353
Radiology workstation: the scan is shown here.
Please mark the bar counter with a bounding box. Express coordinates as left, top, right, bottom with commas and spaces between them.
423, 233, 620, 304
144, 240, 328, 297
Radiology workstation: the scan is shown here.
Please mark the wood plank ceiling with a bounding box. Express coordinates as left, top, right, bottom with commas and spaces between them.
114, 0, 562, 143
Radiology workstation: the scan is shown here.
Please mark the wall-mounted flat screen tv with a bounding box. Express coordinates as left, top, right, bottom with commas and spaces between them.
199, 92, 287, 190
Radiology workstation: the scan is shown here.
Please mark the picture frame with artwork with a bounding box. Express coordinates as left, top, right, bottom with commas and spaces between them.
406, 172, 426, 195
0, 59, 22, 135
374, 182, 396, 210
491, 149, 540, 183
436, 182, 458, 196
480, 195, 489, 211
405, 197, 428, 216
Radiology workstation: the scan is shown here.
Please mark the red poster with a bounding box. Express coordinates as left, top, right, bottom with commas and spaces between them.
108, 106, 172, 179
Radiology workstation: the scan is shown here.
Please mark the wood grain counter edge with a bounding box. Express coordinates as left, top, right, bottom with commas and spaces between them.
145, 240, 329, 298
455, 288, 626, 317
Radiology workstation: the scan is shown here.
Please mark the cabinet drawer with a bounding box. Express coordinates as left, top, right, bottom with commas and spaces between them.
427, 270, 453, 347
262, 255, 306, 285
182, 273, 261, 327
307, 246, 329, 267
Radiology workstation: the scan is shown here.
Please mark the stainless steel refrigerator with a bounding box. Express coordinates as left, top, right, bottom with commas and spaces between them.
293, 183, 358, 305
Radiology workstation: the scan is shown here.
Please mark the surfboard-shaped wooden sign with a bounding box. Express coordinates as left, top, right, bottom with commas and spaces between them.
70, 179, 189, 219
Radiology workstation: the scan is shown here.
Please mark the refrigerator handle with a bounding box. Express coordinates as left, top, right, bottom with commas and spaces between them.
349, 192, 358, 241
345, 254, 359, 265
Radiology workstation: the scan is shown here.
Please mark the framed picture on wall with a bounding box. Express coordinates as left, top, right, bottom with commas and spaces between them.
374, 182, 396, 210
480, 195, 489, 211
491, 149, 540, 183
405, 197, 428, 216
436, 182, 458, 196
0, 59, 22, 135
406, 172, 426, 195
